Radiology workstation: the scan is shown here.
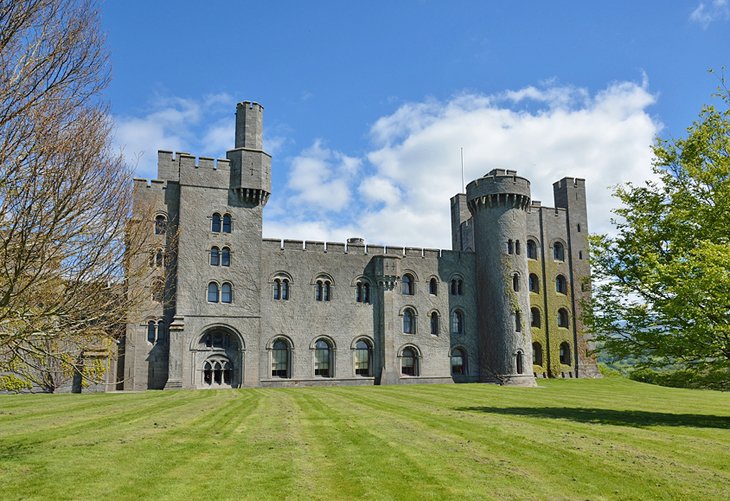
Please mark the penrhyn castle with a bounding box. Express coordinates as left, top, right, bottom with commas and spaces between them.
120, 101, 599, 390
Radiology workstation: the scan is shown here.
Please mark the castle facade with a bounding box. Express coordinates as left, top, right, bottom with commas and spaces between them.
121, 101, 599, 391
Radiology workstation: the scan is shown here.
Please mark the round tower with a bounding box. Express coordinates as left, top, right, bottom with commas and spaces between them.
466, 169, 535, 386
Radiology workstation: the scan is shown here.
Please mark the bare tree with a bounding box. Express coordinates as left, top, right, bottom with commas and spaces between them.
0, 0, 152, 391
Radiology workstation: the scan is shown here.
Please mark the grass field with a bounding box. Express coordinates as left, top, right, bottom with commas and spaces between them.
0, 378, 728, 501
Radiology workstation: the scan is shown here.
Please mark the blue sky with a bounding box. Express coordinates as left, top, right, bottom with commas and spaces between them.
101, 1, 730, 248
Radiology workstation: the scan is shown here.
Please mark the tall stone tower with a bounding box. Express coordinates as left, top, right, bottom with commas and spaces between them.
227, 101, 271, 205
467, 169, 536, 386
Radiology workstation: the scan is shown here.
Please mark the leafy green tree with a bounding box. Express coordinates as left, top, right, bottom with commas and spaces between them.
587, 88, 730, 375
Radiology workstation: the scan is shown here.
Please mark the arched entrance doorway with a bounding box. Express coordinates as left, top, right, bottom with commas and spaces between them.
194, 327, 243, 389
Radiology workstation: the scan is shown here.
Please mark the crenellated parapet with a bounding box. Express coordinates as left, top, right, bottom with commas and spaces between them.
466, 169, 531, 214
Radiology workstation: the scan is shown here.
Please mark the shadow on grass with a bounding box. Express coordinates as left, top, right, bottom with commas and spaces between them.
455, 406, 730, 429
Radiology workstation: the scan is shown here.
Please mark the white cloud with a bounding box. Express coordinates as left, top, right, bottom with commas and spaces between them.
690, 0, 729, 27
265, 79, 660, 249
112, 93, 236, 178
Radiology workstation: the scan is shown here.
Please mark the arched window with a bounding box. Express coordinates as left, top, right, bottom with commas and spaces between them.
147, 321, 156, 344
402, 274, 414, 295
356, 281, 370, 304
532, 342, 543, 366
529, 273, 539, 293
203, 361, 212, 385
553, 242, 565, 261
201, 331, 230, 350
451, 348, 466, 375
430, 311, 439, 335
515, 311, 522, 332
315, 279, 331, 301
271, 339, 290, 378
507, 239, 514, 254
354, 339, 372, 376
512, 273, 520, 292
207, 282, 219, 303
401, 347, 418, 376
221, 282, 232, 304
516, 351, 524, 374
221, 247, 231, 267
210, 246, 220, 266
451, 310, 464, 335
211, 213, 221, 233
559, 342, 571, 365
527, 239, 537, 259
157, 320, 166, 343
515, 240, 521, 255
403, 308, 415, 334
450, 278, 463, 296
222, 213, 232, 233
531, 307, 541, 328
557, 308, 569, 328
556, 275, 568, 294
222, 361, 232, 384
155, 215, 167, 235
155, 249, 164, 267
273, 278, 290, 301
429, 278, 438, 295
314, 339, 333, 377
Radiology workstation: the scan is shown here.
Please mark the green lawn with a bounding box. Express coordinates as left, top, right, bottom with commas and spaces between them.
0, 378, 728, 500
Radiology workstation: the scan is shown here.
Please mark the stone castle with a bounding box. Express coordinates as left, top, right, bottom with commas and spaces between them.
121, 101, 599, 390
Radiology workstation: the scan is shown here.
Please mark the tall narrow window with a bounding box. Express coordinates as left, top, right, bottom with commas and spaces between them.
315, 279, 331, 301
559, 342, 571, 365
527, 239, 537, 259
207, 282, 219, 303
271, 339, 290, 378
155, 215, 167, 235
429, 278, 438, 295
512, 273, 520, 292
155, 249, 164, 267
314, 339, 332, 377
281, 279, 289, 300
516, 351, 524, 374
157, 320, 166, 343
323, 281, 331, 301
210, 246, 220, 266
356, 282, 370, 304
401, 348, 418, 376
557, 308, 569, 328
151, 278, 164, 303
515, 311, 522, 332
556, 275, 567, 294
147, 321, 156, 344
203, 361, 212, 385
221, 247, 231, 267
403, 308, 415, 334
451, 310, 464, 335
451, 348, 466, 375
515, 240, 521, 255
222, 214, 232, 233
430, 312, 439, 335
354, 340, 372, 376
451, 279, 463, 296
402, 274, 414, 295
529, 273, 539, 293
553, 242, 565, 261
273, 279, 281, 300
507, 239, 514, 254
532, 342, 543, 366
211, 213, 221, 233
221, 283, 232, 304
531, 307, 541, 328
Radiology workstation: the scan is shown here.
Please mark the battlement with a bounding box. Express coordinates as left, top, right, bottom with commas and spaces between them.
485, 168, 518, 177
261, 237, 471, 259
156, 150, 231, 183
554, 177, 586, 189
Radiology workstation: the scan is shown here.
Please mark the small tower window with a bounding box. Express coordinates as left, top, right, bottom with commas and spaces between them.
527, 239, 537, 260
553, 242, 565, 261
529, 274, 539, 293
559, 342, 571, 365
403, 308, 415, 334
315, 279, 331, 301
221, 282, 232, 304
430, 311, 439, 335
155, 215, 167, 235
557, 308, 570, 328
451, 279, 463, 296
451, 310, 464, 335
211, 213, 221, 233
147, 321, 156, 344
210, 246, 220, 266
157, 320, 166, 343
429, 277, 438, 295
402, 274, 414, 295
516, 351, 524, 374
512, 273, 520, 292
556, 275, 568, 294
515, 240, 521, 255
207, 282, 219, 303
507, 239, 514, 254
532, 342, 543, 366
221, 247, 231, 267
515, 311, 522, 332
222, 214, 232, 233
530, 307, 541, 328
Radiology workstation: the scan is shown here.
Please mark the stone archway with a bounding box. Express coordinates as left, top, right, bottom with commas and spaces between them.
193, 326, 244, 389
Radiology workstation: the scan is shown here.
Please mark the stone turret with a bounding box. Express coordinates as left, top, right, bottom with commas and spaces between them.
467, 169, 536, 386
227, 101, 272, 206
